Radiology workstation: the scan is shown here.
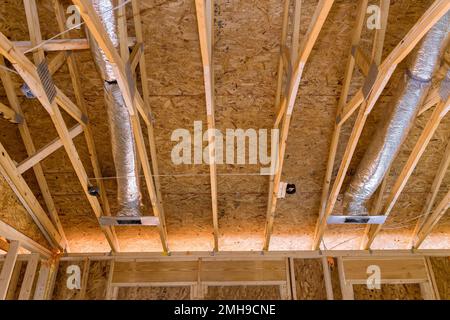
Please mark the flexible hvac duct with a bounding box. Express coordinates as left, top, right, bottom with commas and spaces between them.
88, 0, 141, 217
343, 12, 450, 216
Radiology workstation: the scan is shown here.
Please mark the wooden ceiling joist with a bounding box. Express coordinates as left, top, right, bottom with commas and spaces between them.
264, 0, 335, 250
16, 124, 84, 174
0, 54, 68, 250
72, 0, 169, 253
412, 189, 450, 249
130, 0, 167, 244
411, 138, 450, 247
195, 0, 219, 251
53, 0, 114, 229
312, 0, 450, 250
0, 220, 51, 257
0, 141, 63, 249
318, 0, 369, 225
362, 95, 450, 249
0, 32, 120, 252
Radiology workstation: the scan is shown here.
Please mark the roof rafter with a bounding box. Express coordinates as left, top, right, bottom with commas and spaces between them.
264, 0, 336, 250
312, 0, 450, 250
195, 0, 219, 251
362, 95, 450, 249
72, 0, 169, 253
0, 32, 120, 252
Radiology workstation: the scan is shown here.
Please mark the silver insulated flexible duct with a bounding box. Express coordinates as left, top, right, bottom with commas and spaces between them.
88, 0, 141, 217
343, 12, 450, 216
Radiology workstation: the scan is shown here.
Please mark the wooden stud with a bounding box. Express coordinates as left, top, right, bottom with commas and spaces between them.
6, 261, 22, 300
18, 253, 40, 300
337, 257, 354, 300
322, 256, 334, 300
0, 241, 20, 300
288, 257, 297, 300
33, 260, 50, 300
0, 102, 21, 123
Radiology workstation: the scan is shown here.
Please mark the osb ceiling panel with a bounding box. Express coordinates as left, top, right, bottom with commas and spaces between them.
0, 0, 448, 252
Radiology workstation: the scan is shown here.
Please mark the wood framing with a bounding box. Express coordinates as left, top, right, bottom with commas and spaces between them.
362, 95, 450, 249
18, 253, 40, 300
195, 0, 219, 251
337, 256, 441, 300
72, 0, 169, 252
53, 0, 114, 229
313, 0, 450, 249
410, 138, 450, 248
264, 0, 335, 250
0, 141, 62, 248
0, 32, 120, 252
0, 240, 20, 300
0, 219, 52, 257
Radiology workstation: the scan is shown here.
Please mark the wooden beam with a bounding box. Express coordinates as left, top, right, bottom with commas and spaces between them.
53, 0, 114, 230
317, 0, 368, 226
73, 0, 168, 252
0, 141, 62, 248
264, 0, 335, 250
15, 39, 90, 52
18, 253, 40, 300
0, 101, 22, 123
353, 46, 371, 76
0, 55, 68, 250
0, 240, 20, 300
0, 33, 120, 252
14, 37, 137, 53
312, 0, 450, 249
419, 87, 441, 115
370, 0, 390, 64
129, 43, 143, 71
130, 0, 167, 243
274, 0, 291, 112
17, 124, 84, 174
362, 96, 450, 249
6, 260, 22, 300
33, 260, 50, 300
0, 220, 51, 257
413, 189, 450, 249
410, 137, 450, 247
195, 0, 219, 251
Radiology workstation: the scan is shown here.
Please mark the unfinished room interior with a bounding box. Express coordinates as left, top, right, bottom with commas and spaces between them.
0, 0, 449, 301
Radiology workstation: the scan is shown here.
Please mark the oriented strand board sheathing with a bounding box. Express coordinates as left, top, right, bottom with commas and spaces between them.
293, 259, 327, 300
353, 284, 423, 300
429, 257, 450, 299
117, 286, 191, 300
0, 0, 448, 252
205, 286, 281, 300
84, 261, 110, 300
